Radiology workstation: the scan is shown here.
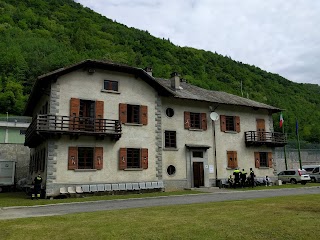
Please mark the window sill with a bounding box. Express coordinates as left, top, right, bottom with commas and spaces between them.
224, 131, 238, 134
74, 169, 97, 172
163, 148, 179, 151
258, 167, 270, 169
189, 128, 203, 131
101, 89, 120, 94
226, 167, 238, 170
123, 168, 143, 171
124, 123, 143, 126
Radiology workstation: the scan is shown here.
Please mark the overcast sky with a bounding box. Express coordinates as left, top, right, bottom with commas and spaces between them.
75, 0, 320, 85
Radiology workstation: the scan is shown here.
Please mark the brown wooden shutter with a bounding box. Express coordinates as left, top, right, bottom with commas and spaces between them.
227, 151, 233, 168
184, 111, 190, 129
94, 147, 103, 170
234, 151, 238, 168
70, 98, 80, 130
201, 113, 207, 130
119, 148, 127, 170
68, 147, 78, 170
220, 115, 226, 132
141, 148, 148, 169
254, 152, 260, 168
268, 152, 273, 168
119, 103, 127, 124
140, 105, 148, 125
95, 101, 104, 132
235, 116, 241, 133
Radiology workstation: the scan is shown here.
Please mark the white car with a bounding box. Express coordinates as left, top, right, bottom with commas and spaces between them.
302, 165, 320, 183
278, 169, 310, 185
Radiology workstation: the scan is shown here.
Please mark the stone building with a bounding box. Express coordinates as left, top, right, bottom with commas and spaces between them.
24, 60, 286, 197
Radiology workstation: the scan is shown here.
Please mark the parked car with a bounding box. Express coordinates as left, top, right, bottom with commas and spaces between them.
310, 167, 320, 183
302, 165, 320, 183
278, 169, 310, 185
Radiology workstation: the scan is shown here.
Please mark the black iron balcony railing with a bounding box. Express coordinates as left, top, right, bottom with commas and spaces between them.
25, 114, 121, 147
244, 131, 287, 147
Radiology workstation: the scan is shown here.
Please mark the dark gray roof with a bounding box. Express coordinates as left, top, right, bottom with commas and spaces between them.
24, 59, 281, 115
155, 78, 281, 112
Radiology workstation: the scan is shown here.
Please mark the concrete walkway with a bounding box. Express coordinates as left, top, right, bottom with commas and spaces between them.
0, 187, 319, 220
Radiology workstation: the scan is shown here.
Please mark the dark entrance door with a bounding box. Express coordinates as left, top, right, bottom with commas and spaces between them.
193, 162, 204, 188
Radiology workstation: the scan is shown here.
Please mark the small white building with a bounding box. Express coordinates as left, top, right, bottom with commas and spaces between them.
24, 60, 287, 197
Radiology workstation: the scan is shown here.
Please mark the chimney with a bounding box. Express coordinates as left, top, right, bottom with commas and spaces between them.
144, 67, 153, 76
170, 72, 180, 90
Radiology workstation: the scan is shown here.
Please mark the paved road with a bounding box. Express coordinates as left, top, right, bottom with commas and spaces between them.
0, 187, 319, 220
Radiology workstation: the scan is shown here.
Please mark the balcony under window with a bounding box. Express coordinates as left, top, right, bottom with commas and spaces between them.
25, 114, 121, 147
244, 131, 287, 147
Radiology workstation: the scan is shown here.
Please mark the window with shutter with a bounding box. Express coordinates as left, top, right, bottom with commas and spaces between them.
119, 148, 148, 170
119, 104, 148, 125
184, 112, 206, 130
68, 147, 103, 170
221, 115, 240, 132
254, 152, 272, 168
227, 151, 238, 169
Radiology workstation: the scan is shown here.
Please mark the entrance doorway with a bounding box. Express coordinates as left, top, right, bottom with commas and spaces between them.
193, 162, 204, 188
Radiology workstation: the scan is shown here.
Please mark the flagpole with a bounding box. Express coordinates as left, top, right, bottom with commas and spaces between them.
296, 118, 302, 169
280, 112, 287, 170
283, 123, 288, 170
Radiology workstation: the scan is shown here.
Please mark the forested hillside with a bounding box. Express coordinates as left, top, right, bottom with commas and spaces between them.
0, 0, 319, 143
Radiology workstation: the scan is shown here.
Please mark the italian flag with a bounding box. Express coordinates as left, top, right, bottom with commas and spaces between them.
279, 113, 284, 128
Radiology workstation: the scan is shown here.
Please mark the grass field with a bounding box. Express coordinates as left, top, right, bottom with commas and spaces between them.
0, 194, 319, 240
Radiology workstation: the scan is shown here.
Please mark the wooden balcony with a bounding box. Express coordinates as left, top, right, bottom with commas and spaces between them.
25, 114, 122, 147
244, 131, 287, 147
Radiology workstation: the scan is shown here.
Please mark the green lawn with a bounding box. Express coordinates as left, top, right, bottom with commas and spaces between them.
0, 194, 319, 240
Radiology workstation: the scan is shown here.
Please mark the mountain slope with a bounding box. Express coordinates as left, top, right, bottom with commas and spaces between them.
0, 0, 319, 142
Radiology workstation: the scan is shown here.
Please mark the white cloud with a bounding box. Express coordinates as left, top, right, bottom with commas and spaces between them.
76, 0, 320, 85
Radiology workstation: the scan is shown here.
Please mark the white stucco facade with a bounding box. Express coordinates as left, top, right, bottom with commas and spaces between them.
26, 61, 281, 196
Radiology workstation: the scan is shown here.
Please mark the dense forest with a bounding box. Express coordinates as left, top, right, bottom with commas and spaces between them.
0, 0, 319, 143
